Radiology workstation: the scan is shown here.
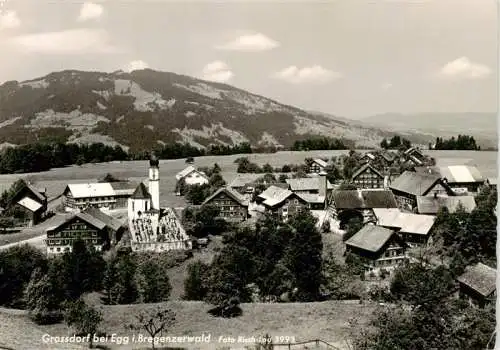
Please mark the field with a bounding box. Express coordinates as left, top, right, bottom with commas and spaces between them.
11, 300, 378, 350
0, 150, 496, 204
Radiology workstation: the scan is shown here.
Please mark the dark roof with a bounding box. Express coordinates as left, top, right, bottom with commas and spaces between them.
10, 182, 46, 205
149, 152, 159, 167
109, 181, 136, 190
82, 207, 125, 232
351, 163, 384, 181
457, 263, 496, 297
202, 186, 249, 207
346, 225, 396, 253
389, 171, 444, 196
332, 190, 397, 209
416, 196, 476, 214
380, 151, 397, 162
130, 183, 151, 199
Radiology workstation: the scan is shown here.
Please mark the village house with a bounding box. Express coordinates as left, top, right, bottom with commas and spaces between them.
345, 224, 408, 275
45, 207, 125, 255
202, 186, 249, 222
380, 150, 397, 165
257, 185, 308, 221
308, 158, 328, 174
404, 147, 426, 162
350, 163, 386, 190
62, 181, 137, 211
128, 155, 192, 252
360, 152, 376, 163
415, 165, 485, 194
175, 165, 209, 188
416, 195, 476, 215
372, 208, 436, 247
486, 178, 497, 190
9, 182, 48, 227
456, 263, 496, 308
228, 173, 263, 195
389, 171, 455, 212
286, 173, 333, 195
329, 189, 398, 228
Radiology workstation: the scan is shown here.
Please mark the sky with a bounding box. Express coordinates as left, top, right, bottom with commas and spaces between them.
0, 0, 497, 118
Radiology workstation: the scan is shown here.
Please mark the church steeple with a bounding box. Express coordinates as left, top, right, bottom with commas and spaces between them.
148, 151, 160, 210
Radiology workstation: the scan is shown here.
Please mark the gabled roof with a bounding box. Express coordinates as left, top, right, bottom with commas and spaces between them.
389, 171, 448, 196
361, 153, 376, 160
438, 165, 484, 184
380, 151, 397, 162
312, 158, 328, 168
295, 193, 325, 204
17, 196, 43, 212
10, 182, 46, 205
373, 208, 435, 235
130, 183, 151, 199
286, 177, 333, 191
66, 183, 116, 199
404, 147, 425, 157
332, 190, 397, 209
109, 181, 137, 196
351, 163, 384, 181
346, 225, 397, 253
258, 185, 295, 207
457, 263, 496, 297
202, 186, 249, 207
416, 195, 476, 215
175, 166, 208, 181
82, 207, 125, 232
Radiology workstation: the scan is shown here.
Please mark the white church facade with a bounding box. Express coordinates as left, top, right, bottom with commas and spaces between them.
128, 155, 192, 252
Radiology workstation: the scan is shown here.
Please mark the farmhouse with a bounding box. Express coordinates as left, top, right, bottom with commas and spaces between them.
380, 150, 397, 165
9, 182, 48, 227
62, 181, 137, 211
389, 171, 455, 212
202, 186, 249, 222
345, 224, 408, 274
360, 152, 376, 163
329, 189, 398, 227
415, 165, 485, 194
350, 163, 385, 190
175, 165, 209, 186
308, 158, 328, 174
416, 195, 476, 215
128, 155, 192, 252
45, 207, 125, 255
228, 173, 264, 194
457, 263, 496, 308
257, 185, 308, 221
372, 208, 436, 246
286, 173, 332, 195
404, 147, 426, 162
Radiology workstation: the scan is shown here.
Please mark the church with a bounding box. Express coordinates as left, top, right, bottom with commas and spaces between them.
127, 154, 192, 252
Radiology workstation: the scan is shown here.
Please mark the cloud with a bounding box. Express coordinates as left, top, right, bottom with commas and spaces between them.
216, 33, 279, 52
439, 57, 491, 79
78, 2, 104, 22
273, 65, 341, 84
201, 60, 234, 83
0, 10, 21, 29
123, 60, 149, 72
6, 29, 121, 54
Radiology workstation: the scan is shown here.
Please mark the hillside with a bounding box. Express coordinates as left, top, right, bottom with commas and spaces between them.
0, 69, 395, 152
359, 112, 497, 148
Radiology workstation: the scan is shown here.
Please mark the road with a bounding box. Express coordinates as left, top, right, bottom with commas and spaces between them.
0, 233, 46, 251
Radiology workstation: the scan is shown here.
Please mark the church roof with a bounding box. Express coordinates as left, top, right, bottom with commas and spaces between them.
131, 183, 151, 199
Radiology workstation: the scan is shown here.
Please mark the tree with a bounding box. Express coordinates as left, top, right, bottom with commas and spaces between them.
24, 268, 63, 324
183, 261, 210, 300
128, 308, 176, 350
380, 138, 389, 149
134, 258, 172, 303
102, 258, 118, 304
278, 174, 288, 183
63, 299, 103, 348
208, 173, 226, 188
113, 253, 138, 304
185, 183, 211, 205
282, 210, 323, 301
262, 163, 273, 173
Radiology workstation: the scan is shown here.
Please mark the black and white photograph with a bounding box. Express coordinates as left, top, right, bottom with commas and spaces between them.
0, 0, 497, 349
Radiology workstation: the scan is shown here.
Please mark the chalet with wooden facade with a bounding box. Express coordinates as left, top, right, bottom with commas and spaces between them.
404, 147, 426, 162
389, 171, 455, 212
457, 263, 496, 308
416, 195, 476, 215
308, 158, 328, 174
45, 207, 125, 255
257, 185, 308, 221
286, 174, 333, 195
330, 189, 398, 228
9, 182, 48, 227
202, 186, 249, 223
345, 224, 408, 275
372, 208, 436, 246
350, 163, 385, 189
228, 173, 265, 195
380, 151, 397, 165
63, 181, 137, 211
